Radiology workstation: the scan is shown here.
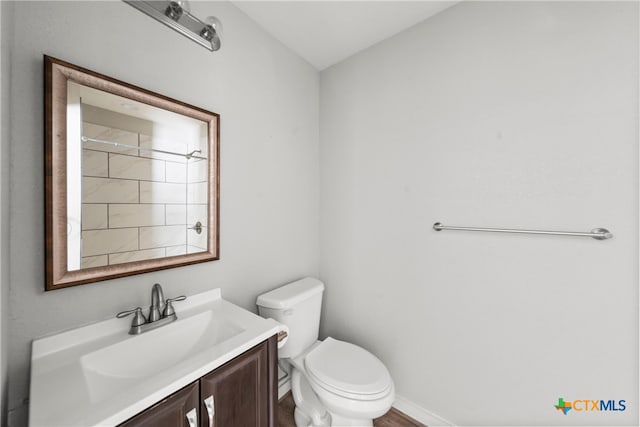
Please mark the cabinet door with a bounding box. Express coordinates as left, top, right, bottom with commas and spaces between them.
119, 381, 199, 427
200, 336, 277, 427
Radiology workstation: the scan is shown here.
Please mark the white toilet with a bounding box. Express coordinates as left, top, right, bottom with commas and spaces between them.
257, 277, 395, 427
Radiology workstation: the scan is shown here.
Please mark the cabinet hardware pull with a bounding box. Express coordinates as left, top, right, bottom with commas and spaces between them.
204, 395, 215, 426
186, 408, 197, 427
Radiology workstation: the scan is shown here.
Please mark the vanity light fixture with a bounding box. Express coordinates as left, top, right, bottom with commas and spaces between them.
165, 0, 188, 20
200, 16, 223, 50
123, 0, 222, 51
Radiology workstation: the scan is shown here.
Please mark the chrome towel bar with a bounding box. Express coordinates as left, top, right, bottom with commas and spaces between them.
433, 222, 613, 240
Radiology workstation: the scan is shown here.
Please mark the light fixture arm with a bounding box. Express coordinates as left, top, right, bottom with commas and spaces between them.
123, 0, 222, 52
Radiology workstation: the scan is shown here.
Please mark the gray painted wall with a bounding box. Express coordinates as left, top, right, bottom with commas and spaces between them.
320, 2, 638, 425
1, 2, 13, 426
3, 1, 639, 426
5, 2, 319, 425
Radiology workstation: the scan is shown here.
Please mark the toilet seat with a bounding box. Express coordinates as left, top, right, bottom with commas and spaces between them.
304, 337, 392, 401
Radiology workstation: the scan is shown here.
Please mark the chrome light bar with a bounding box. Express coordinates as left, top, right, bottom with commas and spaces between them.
123, 1, 221, 51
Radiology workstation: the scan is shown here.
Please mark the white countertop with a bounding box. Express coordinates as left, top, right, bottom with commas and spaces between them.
29, 289, 281, 427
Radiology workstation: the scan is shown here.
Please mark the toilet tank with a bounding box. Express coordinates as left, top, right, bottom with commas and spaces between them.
256, 277, 324, 359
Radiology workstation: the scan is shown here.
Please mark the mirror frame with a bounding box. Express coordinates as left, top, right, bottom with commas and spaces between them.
44, 55, 220, 290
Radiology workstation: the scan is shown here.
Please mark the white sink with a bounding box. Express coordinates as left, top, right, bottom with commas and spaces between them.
81, 310, 243, 402
29, 288, 282, 427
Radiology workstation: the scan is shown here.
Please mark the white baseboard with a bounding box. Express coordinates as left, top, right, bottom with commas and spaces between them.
393, 395, 456, 427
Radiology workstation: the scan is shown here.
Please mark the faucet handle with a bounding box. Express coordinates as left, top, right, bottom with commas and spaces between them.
116, 307, 147, 327
163, 295, 186, 318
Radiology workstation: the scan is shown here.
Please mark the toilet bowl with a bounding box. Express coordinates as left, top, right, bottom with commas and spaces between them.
256, 278, 395, 427
295, 338, 395, 426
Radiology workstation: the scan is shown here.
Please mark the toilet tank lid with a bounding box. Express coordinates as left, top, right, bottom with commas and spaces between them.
256, 277, 324, 309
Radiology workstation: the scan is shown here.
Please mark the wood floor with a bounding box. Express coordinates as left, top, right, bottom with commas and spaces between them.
278, 392, 426, 427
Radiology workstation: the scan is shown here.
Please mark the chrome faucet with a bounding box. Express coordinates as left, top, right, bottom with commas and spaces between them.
117, 283, 186, 335
149, 283, 165, 322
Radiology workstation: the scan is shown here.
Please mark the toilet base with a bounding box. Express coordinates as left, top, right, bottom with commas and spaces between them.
291, 368, 331, 427
294, 407, 331, 427
294, 405, 374, 427
326, 411, 373, 427
294, 408, 309, 427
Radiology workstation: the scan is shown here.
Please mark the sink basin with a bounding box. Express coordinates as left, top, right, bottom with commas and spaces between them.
30, 288, 282, 427
81, 310, 243, 402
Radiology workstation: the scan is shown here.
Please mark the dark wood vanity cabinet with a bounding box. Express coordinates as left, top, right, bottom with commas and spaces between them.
200, 335, 275, 427
119, 382, 199, 427
119, 336, 277, 427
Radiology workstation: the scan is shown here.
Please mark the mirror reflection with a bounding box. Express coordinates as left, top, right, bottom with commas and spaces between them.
67, 82, 209, 271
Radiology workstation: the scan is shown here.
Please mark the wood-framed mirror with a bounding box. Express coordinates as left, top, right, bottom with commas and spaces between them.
45, 55, 219, 290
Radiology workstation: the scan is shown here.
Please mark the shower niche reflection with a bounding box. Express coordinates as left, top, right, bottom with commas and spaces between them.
45, 56, 219, 290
